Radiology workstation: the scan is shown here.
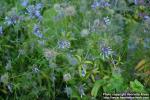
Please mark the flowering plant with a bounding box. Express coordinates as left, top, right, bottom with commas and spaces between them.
0, 0, 150, 99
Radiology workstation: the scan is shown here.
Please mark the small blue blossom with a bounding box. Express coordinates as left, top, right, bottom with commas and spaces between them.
26, 4, 43, 20
32, 67, 40, 73
103, 2, 110, 7
5, 15, 20, 26
101, 46, 113, 58
21, 0, 29, 7
67, 54, 78, 66
64, 85, 72, 97
70, 58, 78, 65
78, 85, 85, 98
91, 1, 100, 9
91, 0, 110, 9
81, 69, 86, 77
0, 26, 3, 35
134, 0, 138, 5
104, 16, 111, 25
58, 40, 71, 49
100, 42, 113, 59
5, 16, 13, 25
81, 64, 87, 77
33, 25, 43, 38
26, 5, 37, 18
35, 3, 43, 10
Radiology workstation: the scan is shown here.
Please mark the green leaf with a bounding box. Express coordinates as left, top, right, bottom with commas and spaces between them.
75, 55, 82, 62
84, 61, 93, 65
78, 65, 82, 77
0, 89, 7, 94
130, 79, 146, 93
91, 80, 106, 97
91, 74, 95, 82
103, 74, 126, 93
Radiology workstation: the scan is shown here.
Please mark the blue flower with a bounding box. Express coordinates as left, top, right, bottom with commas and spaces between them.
100, 42, 113, 59
81, 69, 86, 77
33, 25, 43, 38
91, 1, 100, 9
91, 0, 110, 9
35, 10, 42, 20
58, 40, 71, 49
64, 85, 72, 97
78, 85, 85, 98
5, 16, 13, 25
21, 0, 29, 7
26, 4, 43, 20
67, 54, 78, 66
101, 46, 113, 58
32, 67, 40, 73
103, 2, 110, 7
26, 5, 36, 17
0, 26, 3, 35
5, 15, 20, 26
104, 16, 111, 25
35, 3, 43, 10
134, 0, 138, 5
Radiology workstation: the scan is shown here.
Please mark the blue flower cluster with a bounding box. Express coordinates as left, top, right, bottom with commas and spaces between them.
100, 42, 113, 59
22, 2, 44, 38
58, 40, 71, 49
26, 3, 43, 20
0, 0, 149, 98
21, 0, 29, 7
5, 14, 22, 26
33, 24, 43, 38
101, 46, 113, 58
91, 0, 110, 9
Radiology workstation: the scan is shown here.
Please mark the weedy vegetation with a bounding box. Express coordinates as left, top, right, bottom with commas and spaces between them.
0, 0, 150, 100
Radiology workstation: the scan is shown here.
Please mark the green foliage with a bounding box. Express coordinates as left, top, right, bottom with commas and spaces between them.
103, 73, 127, 93
91, 80, 106, 97
130, 79, 146, 93
0, 0, 150, 99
